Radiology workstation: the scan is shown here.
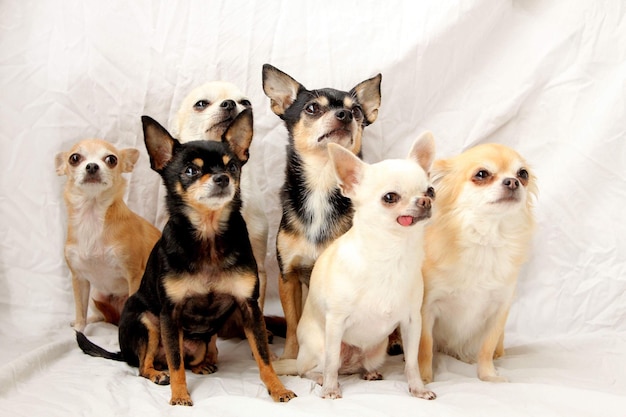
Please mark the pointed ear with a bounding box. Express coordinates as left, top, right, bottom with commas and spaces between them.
262, 64, 303, 116
55, 152, 68, 176
430, 158, 450, 186
328, 143, 366, 198
120, 148, 140, 173
142, 115, 178, 173
222, 108, 253, 164
408, 131, 435, 173
350, 73, 382, 126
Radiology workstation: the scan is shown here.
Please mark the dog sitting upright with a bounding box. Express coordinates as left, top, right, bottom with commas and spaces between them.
277, 133, 437, 400
76, 110, 296, 406
173, 81, 270, 316
418, 143, 537, 383
262, 64, 382, 359
56, 139, 160, 331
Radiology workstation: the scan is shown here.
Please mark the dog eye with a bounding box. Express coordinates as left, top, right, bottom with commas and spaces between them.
228, 163, 239, 174
68, 153, 82, 166
305, 102, 321, 115
382, 192, 400, 205
240, 99, 252, 108
194, 100, 210, 110
474, 170, 491, 180
426, 187, 435, 199
518, 168, 529, 181
351, 106, 363, 121
104, 155, 117, 167
185, 166, 200, 177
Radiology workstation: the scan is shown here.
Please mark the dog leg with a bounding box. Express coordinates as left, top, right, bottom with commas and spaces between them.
138, 314, 170, 385
402, 314, 436, 400
360, 341, 387, 381
191, 335, 218, 375
70, 271, 90, 332
278, 272, 301, 359
477, 305, 510, 383
418, 308, 436, 384
161, 313, 193, 406
240, 298, 296, 402
321, 315, 344, 399
493, 308, 509, 359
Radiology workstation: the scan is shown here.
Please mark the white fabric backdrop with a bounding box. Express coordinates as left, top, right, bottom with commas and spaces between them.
1, 1, 625, 416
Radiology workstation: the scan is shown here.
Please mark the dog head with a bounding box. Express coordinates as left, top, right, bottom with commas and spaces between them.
262, 64, 381, 157
55, 139, 139, 198
142, 109, 253, 238
328, 131, 435, 230
431, 143, 537, 220
174, 81, 252, 143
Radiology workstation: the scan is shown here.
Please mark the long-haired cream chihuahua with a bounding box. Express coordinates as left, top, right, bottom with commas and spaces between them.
418, 143, 537, 383
275, 132, 437, 400
56, 139, 161, 332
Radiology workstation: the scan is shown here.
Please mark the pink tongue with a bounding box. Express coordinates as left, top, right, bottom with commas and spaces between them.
397, 216, 414, 226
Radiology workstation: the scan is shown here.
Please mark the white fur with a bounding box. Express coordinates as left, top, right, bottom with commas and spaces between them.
175, 81, 269, 310
288, 132, 437, 400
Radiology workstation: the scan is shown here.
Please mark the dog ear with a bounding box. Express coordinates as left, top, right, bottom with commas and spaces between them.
120, 148, 140, 173
262, 64, 303, 116
55, 152, 68, 176
350, 73, 382, 126
409, 131, 435, 174
222, 108, 253, 164
328, 143, 365, 198
142, 116, 178, 173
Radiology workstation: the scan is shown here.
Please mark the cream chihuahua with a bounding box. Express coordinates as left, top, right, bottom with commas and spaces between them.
419, 143, 537, 383
275, 132, 437, 400
173, 81, 270, 314
56, 139, 161, 332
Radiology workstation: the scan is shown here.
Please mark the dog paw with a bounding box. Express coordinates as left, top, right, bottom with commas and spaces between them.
321, 385, 342, 399
362, 370, 383, 381
151, 372, 170, 385
479, 374, 508, 383
170, 395, 193, 406
71, 320, 86, 333
191, 363, 218, 375
410, 387, 437, 400
270, 388, 297, 403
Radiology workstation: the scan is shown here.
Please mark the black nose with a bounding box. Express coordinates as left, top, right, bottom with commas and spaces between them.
85, 163, 99, 174
503, 177, 519, 190
335, 109, 353, 123
213, 174, 230, 188
220, 100, 236, 110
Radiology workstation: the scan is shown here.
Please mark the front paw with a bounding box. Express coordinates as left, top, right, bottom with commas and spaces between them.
170, 394, 193, 406
321, 385, 342, 399
410, 387, 437, 400
270, 388, 297, 403
191, 363, 218, 375
479, 374, 508, 383
150, 371, 170, 385
362, 370, 383, 381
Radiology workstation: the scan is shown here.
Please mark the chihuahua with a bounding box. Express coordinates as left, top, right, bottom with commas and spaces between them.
418, 143, 537, 383
174, 81, 270, 338
274, 133, 437, 400
56, 139, 160, 331
262, 64, 382, 359
76, 110, 296, 406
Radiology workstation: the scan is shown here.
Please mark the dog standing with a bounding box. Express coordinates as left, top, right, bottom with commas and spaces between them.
275, 133, 437, 400
76, 110, 296, 406
418, 143, 537, 383
262, 64, 382, 359
56, 139, 160, 331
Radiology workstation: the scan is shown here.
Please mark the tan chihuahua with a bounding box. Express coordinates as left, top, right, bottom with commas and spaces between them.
56, 139, 160, 332
419, 143, 537, 383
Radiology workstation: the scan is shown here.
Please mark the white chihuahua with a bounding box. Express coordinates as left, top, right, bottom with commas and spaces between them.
275, 132, 437, 400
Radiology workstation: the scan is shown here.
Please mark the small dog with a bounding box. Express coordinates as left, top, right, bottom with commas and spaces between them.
262, 64, 382, 359
418, 143, 537, 383
76, 110, 296, 406
274, 132, 437, 400
56, 139, 160, 331
174, 81, 270, 336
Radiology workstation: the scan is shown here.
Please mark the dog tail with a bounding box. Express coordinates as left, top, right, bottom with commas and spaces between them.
75, 331, 124, 362
264, 315, 287, 339
271, 359, 298, 376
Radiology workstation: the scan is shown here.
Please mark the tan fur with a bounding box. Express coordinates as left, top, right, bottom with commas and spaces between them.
56, 139, 161, 331
419, 143, 537, 383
